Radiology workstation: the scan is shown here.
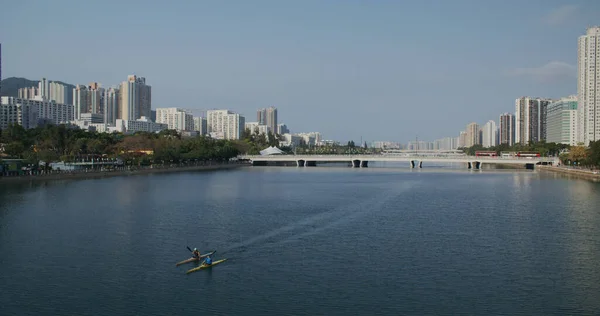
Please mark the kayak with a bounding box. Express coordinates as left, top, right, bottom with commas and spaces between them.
175, 251, 216, 266
186, 259, 228, 274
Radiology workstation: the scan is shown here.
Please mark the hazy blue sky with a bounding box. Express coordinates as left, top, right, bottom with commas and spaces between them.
1, 0, 599, 143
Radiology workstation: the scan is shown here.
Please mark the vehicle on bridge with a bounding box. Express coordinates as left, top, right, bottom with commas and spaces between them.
475, 151, 497, 157
501, 151, 516, 157
516, 151, 541, 157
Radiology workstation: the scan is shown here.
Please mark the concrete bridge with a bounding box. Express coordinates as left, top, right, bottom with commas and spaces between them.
240, 154, 559, 169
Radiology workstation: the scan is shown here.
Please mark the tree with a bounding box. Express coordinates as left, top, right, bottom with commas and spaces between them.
3, 142, 25, 158
0, 124, 27, 143
588, 140, 600, 167
568, 146, 587, 165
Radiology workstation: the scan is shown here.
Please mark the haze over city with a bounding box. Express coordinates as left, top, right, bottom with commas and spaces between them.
1, 0, 599, 142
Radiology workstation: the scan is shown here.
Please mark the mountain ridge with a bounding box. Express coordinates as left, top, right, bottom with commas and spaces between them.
0, 77, 76, 98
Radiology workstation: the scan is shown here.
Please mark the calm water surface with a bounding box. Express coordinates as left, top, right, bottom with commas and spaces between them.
1, 167, 600, 315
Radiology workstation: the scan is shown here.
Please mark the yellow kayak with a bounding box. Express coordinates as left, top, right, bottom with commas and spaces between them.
176, 251, 216, 266
186, 259, 228, 274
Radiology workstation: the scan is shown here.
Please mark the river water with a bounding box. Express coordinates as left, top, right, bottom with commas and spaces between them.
1, 166, 600, 315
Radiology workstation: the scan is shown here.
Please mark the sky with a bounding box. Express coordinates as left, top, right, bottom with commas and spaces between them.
1, 0, 599, 143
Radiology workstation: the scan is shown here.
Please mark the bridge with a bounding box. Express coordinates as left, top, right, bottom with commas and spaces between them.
240, 154, 559, 169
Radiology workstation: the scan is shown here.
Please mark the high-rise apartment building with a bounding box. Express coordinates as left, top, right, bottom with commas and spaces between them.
578, 26, 600, 145
458, 131, 467, 148
48, 81, 72, 105
1, 97, 39, 129
546, 96, 578, 146
1, 97, 74, 128
156, 107, 194, 131
465, 122, 480, 147
257, 109, 266, 125
0, 43, 2, 95
38, 78, 49, 100
257, 107, 278, 133
515, 97, 550, 144
88, 82, 104, 115
103, 87, 119, 125
499, 113, 515, 146
277, 123, 289, 135
18, 87, 39, 99
193, 117, 207, 135
207, 109, 245, 140
73, 85, 88, 120
433, 137, 458, 150
73, 83, 103, 120
19, 80, 72, 104
481, 120, 498, 148
119, 75, 151, 121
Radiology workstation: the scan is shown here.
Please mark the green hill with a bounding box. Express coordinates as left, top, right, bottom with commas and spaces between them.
0, 77, 76, 98
0, 77, 39, 97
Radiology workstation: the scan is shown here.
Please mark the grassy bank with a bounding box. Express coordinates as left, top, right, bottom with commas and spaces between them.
537, 165, 600, 182
0, 163, 249, 184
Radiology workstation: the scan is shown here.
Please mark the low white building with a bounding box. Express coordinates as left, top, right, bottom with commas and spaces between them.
245, 121, 270, 135
70, 120, 118, 133
80, 113, 104, 124
295, 132, 322, 146
372, 141, 401, 149
115, 116, 167, 134
280, 133, 302, 147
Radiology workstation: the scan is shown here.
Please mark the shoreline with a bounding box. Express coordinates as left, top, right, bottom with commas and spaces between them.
0, 163, 249, 184
537, 165, 600, 181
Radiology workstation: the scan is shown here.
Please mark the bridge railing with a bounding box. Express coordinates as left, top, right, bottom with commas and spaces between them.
240, 154, 556, 161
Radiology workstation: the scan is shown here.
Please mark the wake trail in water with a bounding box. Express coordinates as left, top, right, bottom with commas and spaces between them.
277, 183, 413, 245
222, 182, 417, 253
220, 207, 347, 253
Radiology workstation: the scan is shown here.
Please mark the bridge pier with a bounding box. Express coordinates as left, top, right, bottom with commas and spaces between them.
296, 160, 305, 167
467, 161, 481, 170
360, 160, 369, 168
410, 160, 422, 168
352, 160, 361, 168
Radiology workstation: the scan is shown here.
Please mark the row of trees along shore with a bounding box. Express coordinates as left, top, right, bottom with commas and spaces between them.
0, 124, 241, 168
459, 141, 600, 167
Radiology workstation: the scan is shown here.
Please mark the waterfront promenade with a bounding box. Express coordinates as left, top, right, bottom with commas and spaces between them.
538, 165, 600, 181
0, 161, 249, 183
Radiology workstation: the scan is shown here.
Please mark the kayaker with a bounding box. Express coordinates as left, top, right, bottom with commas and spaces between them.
192, 248, 201, 259
203, 255, 213, 266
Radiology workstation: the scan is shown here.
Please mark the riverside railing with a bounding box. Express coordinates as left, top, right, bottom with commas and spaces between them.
0, 160, 249, 178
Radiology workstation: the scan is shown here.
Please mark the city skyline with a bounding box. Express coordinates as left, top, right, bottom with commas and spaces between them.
1, 1, 600, 142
